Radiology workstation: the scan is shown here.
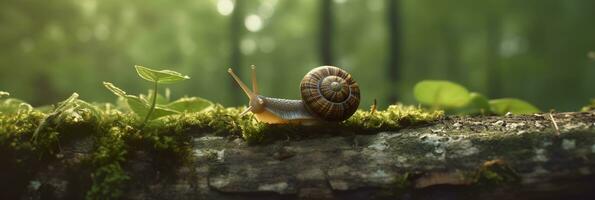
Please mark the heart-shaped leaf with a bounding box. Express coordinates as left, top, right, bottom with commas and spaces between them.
453, 92, 491, 114
165, 97, 213, 113
151, 106, 181, 120
125, 95, 179, 120
489, 98, 540, 115
414, 80, 471, 108
125, 95, 149, 116
135, 65, 190, 84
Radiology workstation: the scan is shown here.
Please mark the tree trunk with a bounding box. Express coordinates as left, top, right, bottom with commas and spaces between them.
485, 14, 502, 98
22, 111, 595, 199
386, 0, 402, 104
442, 23, 462, 82
229, 0, 245, 105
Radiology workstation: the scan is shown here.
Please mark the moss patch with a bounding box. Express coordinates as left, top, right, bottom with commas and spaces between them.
0, 108, 45, 198
1, 96, 442, 198
84, 110, 134, 199
156, 103, 443, 144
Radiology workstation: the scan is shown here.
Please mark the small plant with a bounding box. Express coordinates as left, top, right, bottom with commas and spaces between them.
414, 80, 540, 115
104, 65, 212, 128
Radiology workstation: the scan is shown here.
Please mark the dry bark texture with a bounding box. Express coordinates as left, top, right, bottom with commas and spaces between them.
23, 112, 595, 199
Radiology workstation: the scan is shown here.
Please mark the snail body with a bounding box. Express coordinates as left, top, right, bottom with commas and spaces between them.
228, 66, 360, 125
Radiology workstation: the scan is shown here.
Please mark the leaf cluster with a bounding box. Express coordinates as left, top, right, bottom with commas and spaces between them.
414, 80, 540, 115
103, 66, 212, 127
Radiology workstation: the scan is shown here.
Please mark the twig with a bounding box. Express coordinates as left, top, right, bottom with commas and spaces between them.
548, 113, 560, 136
370, 99, 377, 115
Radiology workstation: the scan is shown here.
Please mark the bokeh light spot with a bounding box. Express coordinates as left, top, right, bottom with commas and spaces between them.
245, 15, 263, 32
217, 0, 234, 16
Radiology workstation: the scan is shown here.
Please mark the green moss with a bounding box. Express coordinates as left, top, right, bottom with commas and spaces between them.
0, 95, 101, 198
345, 104, 443, 130
0, 109, 44, 153
159, 104, 246, 136
85, 109, 135, 200
0, 110, 42, 198
156, 103, 442, 143
393, 172, 412, 190
1, 97, 443, 198
239, 118, 267, 144
473, 160, 520, 186
86, 125, 130, 200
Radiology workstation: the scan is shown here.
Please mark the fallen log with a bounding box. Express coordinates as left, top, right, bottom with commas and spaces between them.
20, 111, 595, 199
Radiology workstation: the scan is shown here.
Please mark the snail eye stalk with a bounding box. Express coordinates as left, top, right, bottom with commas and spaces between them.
228, 68, 255, 99
251, 65, 259, 95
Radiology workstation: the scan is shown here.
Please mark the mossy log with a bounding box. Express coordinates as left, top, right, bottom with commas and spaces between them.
20, 111, 595, 199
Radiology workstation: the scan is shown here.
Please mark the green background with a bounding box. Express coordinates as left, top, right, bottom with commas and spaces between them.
1, 0, 594, 111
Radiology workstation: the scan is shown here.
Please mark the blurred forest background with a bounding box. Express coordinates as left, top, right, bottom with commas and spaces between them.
1, 0, 594, 111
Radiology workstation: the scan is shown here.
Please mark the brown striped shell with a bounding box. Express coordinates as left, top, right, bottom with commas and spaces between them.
300, 66, 360, 121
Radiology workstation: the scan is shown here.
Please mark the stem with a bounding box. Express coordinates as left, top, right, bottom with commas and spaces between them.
140, 81, 158, 129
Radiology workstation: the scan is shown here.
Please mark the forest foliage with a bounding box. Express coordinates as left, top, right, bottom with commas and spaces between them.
1, 0, 595, 199
0, 0, 594, 111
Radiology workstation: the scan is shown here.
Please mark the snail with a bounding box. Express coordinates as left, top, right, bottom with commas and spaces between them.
227, 65, 360, 125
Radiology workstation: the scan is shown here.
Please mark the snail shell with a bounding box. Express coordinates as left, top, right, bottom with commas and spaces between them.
300, 66, 360, 121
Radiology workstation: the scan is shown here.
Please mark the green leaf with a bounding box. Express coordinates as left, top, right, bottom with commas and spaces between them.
125, 95, 179, 119
165, 97, 213, 113
103, 82, 126, 97
134, 65, 190, 84
151, 106, 181, 120
453, 92, 491, 114
414, 80, 471, 108
0, 91, 9, 98
489, 98, 541, 115
125, 95, 149, 117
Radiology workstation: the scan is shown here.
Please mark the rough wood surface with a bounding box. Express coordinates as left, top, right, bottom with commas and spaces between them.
24, 112, 595, 199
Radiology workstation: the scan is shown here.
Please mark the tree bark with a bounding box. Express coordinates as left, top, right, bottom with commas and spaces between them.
21, 111, 595, 199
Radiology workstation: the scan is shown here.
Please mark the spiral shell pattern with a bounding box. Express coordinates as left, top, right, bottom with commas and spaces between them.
300, 66, 360, 121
